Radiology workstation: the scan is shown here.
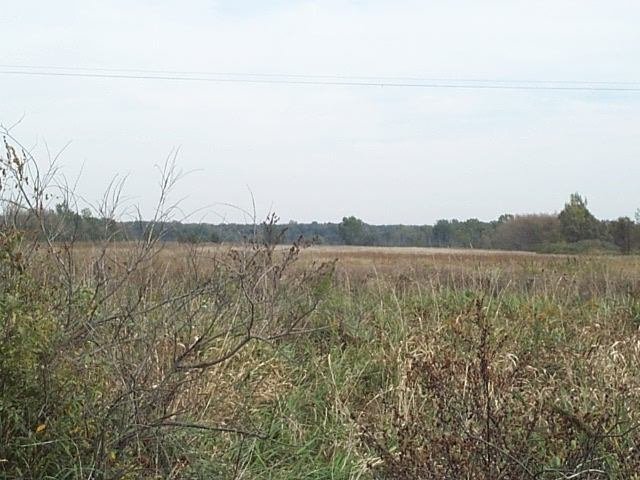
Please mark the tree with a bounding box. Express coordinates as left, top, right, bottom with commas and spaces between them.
498, 213, 514, 224
338, 216, 372, 245
458, 218, 488, 248
493, 214, 562, 251
609, 217, 633, 254
432, 219, 452, 247
558, 193, 600, 242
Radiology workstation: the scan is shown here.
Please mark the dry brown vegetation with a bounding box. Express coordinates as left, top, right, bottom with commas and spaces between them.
4, 237, 640, 479
2, 137, 640, 479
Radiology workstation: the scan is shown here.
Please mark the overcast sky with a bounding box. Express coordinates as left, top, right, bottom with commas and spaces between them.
2, 0, 640, 224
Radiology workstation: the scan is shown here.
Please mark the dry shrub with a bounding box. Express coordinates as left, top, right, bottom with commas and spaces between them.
358, 298, 640, 479
0, 135, 334, 479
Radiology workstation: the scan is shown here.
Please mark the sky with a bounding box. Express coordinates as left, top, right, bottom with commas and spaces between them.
2, 0, 640, 224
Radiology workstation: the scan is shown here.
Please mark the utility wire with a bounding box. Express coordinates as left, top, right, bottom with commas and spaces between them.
2, 63, 640, 86
1, 66, 640, 92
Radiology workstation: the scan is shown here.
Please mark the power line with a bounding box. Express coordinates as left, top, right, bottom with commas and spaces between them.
1, 66, 640, 92
2, 63, 639, 86
0, 63, 637, 85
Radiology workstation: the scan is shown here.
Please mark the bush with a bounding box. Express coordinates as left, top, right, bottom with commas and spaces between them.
0, 137, 334, 478
358, 297, 640, 479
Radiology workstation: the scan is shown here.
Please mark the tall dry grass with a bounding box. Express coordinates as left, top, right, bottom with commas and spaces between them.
2, 134, 639, 478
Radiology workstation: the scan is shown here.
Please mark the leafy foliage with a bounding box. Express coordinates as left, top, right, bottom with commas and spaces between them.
559, 193, 602, 243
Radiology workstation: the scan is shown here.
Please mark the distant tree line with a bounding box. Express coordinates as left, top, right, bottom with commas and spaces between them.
5, 193, 639, 254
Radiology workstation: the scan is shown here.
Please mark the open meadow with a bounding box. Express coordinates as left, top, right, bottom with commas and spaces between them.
2, 238, 640, 479
5, 2, 640, 478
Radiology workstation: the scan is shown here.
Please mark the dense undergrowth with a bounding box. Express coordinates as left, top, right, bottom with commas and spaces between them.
2, 232, 640, 478
1, 137, 640, 479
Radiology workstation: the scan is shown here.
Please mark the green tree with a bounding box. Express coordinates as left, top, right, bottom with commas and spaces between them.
558, 193, 600, 242
609, 217, 633, 254
432, 219, 452, 247
458, 218, 487, 248
498, 213, 514, 224
338, 216, 372, 245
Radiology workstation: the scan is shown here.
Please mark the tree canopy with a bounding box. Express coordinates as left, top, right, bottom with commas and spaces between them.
7, 193, 638, 254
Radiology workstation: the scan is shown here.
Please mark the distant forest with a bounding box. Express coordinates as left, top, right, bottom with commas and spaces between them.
17, 193, 639, 254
